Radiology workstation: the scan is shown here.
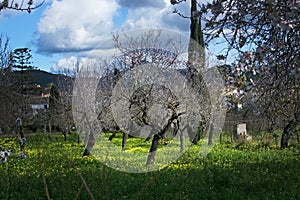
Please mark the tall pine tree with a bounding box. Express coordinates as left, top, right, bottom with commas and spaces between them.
12, 48, 35, 95
12, 48, 33, 71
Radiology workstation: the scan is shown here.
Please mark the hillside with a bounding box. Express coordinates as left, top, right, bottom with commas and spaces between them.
13, 69, 69, 86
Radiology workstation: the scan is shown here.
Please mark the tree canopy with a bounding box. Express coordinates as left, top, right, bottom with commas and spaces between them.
202, 0, 299, 147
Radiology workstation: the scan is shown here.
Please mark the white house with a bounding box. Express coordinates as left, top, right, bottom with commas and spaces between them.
29, 94, 50, 115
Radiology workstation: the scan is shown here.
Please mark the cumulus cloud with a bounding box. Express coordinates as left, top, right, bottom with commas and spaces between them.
36, 0, 191, 55
51, 56, 79, 72
120, 0, 207, 34
120, 0, 189, 33
47, 0, 192, 71
51, 55, 105, 75
121, 7, 164, 30
119, 0, 166, 8
37, 0, 119, 53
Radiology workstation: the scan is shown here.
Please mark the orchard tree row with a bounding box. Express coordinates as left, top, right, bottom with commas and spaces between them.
0, 1, 299, 159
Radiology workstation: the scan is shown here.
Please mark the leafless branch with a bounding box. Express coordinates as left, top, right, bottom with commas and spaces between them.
0, 0, 45, 13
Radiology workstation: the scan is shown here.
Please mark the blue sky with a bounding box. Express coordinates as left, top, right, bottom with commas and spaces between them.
0, 2, 47, 71
0, 0, 224, 73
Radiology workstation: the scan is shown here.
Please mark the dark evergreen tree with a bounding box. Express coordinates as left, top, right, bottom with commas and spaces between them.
12, 48, 34, 71
7, 48, 35, 124
12, 48, 35, 95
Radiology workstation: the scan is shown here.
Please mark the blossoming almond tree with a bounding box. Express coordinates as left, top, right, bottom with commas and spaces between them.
202, 0, 300, 148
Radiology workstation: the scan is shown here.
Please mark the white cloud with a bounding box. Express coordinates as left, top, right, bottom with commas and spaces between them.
120, 0, 189, 34
119, 0, 166, 8
37, 0, 119, 53
121, 7, 164, 30
51, 56, 78, 72
36, 0, 191, 54
51, 55, 105, 75
47, 0, 192, 71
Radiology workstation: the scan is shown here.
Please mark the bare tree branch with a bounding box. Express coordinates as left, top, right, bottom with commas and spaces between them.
0, 0, 45, 13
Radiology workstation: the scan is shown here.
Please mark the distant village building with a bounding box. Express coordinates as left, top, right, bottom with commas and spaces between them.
237, 123, 247, 136
237, 123, 247, 139
237, 123, 252, 141
29, 93, 50, 115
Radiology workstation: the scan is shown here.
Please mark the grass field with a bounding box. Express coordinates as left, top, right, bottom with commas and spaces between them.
0, 133, 299, 200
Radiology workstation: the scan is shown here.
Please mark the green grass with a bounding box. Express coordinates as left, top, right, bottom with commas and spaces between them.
0, 133, 299, 200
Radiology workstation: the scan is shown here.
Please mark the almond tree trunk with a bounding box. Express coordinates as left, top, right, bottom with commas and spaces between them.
146, 134, 160, 166
280, 120, 294, 149
180, 132, 185, 154
82, 131, 96, 157
122, 132, 128, 150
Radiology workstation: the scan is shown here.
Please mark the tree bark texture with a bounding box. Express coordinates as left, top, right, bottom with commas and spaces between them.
280, 120, 294, 149
146, 134, 160, 166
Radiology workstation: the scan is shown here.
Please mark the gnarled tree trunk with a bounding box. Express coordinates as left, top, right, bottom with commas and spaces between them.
280, 120, 294, 149
146, 134, 160, 166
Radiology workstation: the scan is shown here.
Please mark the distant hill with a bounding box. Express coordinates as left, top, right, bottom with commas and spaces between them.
26, 70, 59, 86
13, 69, 69, 87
